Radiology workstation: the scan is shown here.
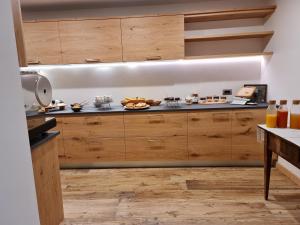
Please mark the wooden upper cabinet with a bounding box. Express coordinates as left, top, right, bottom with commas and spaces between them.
121, 15, 185, 62
59, 19, 123, 64
23, 21, 62, 65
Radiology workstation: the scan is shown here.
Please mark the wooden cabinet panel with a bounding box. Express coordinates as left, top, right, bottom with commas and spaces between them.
50, 117, 65, 159
31, 137, 64, 225
61, 115, 125, 163
65, 137, 125, 163
126, 136, 188, 161
85, 115, 124, 138
188, 111, 231, 160
59, 19, 122, 64
232, 109, 265, 160
23, 21, 62, 65
124, 112, 187, 137
121, 15, 184, 61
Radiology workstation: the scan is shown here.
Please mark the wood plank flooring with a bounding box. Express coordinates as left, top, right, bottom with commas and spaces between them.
60, 168, 300, 225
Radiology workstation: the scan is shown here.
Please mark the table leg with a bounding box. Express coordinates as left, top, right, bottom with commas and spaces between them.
264, 132, 273, 200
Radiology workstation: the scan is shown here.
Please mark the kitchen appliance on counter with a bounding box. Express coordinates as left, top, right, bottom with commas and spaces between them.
21, 71, 57, 141
244, 84, 268, 104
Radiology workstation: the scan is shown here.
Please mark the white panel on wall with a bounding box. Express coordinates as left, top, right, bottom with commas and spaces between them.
23, 56, 262, 104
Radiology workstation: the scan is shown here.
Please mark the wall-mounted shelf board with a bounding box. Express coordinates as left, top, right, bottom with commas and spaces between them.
184, 52, 273, 60
184, 6, 276, 23
185, 31, 274, 42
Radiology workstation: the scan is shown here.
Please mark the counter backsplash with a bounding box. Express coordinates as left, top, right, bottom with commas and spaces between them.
23, 57, 262, 105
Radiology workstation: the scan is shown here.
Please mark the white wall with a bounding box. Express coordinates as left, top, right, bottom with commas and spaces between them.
262, 0, 300, 178
22, 0, 271, 20
0, 1, 40, 224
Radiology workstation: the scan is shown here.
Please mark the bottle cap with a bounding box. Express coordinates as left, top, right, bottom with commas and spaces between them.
279, 100, 287, 105
293, 100, 300, 105
269, 100, 276, 105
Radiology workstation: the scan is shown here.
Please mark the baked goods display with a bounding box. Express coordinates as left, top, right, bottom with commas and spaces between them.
124, 102, 150, 110
121, 97, 161, 110
121, 97, 150, 110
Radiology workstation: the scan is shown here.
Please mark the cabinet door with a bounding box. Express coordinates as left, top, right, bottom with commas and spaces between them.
126, 136, 188, 161
31, 138, 64, 225
121, 15, 184, 61
23, 21, 62, 65
59, 19, 122, 64
188, 111, 232, 161
231, 109, 265, 161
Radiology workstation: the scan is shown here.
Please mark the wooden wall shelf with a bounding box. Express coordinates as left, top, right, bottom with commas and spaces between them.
184, 6, 276, 23
184, 52, 273, 60
185, 31, 274, 42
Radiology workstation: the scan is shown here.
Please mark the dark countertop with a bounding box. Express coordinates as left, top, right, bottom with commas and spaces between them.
30, 131, 60, 150
46, 103, 268, 116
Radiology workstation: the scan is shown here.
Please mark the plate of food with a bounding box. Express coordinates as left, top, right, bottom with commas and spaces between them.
124, 102, 150, 110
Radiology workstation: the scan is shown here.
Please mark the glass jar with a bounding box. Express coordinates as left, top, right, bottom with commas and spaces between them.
277, 100, 288, 128
290, 100, 300, 129
266, 100, 277, 128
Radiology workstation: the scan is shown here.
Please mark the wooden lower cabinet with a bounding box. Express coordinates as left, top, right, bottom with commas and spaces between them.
54, 108, 265, 165
31, 136, 64, 225
126, 136, 188, 161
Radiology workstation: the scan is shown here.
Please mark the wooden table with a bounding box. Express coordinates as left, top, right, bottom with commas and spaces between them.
258, 125, 300, 200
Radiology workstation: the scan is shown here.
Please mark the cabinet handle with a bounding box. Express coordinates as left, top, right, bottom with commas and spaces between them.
85, 58, 102, 63
27, 59, 41, 65
148, 115, 165, 124
212, 113, 230, 122
191, 118, 200, 122
235, 112, 254, 122
147, 139, 165, 150
146, 56, 162, 61
86, 117, 102, 126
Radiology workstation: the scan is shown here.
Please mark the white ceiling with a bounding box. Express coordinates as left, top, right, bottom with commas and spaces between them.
21, 0, 203, 10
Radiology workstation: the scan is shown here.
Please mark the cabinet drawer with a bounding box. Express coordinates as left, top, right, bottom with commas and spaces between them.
232, 109, 265, 145
188, 111, 231, 141
126, 136, 188, 161
62, 116, 87, 133
188, 137, 231, 161
232, 144, 264, 161
85, 115, 124, 138
124, 112, 187, 137
65, 137, 125, 163
278, 140, 300, 166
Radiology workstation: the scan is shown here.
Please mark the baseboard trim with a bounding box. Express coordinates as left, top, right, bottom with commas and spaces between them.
277, 163, 300, 186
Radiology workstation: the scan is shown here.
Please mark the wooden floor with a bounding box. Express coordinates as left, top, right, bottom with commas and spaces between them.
60, 168, 300, 225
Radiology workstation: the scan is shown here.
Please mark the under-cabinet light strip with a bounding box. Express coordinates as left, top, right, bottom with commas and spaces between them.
21, 55, 265, 70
